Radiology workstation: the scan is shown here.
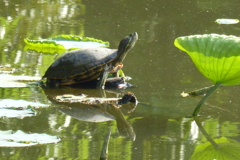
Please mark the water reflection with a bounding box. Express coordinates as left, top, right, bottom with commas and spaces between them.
192, 116, 240, 160
43, 87, 137, 141
1, 0, 240, 159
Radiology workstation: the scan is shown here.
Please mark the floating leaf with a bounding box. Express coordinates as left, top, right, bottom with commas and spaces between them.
174, 34, 240, 85
191, 137, 240, 160
0, 108, 35, 119
0, 130, 60, 147
24, 39, 66, 54
24, 35, 109, 54
0, 99, 49, 118
51, 35, 110, 48
0, 99, 49, 109
0, 74, 41, 88
215, 19, 239, 24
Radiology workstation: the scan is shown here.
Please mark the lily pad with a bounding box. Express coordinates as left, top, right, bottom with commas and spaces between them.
24, 35, 109, 54
0, 74, 41, 88
0, 99, 49, 109
191, 137, 240, 160
0, 99, 49, 118
0, 108, 35, 119
174, 34, 240, 85
0, 130, 60, 147
50, 35, 109, 49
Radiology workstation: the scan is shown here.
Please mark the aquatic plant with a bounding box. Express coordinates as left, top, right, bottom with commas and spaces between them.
24, 35, 110, 54
191, 135, 240, 160
0, 130, 60, 147
174, 34, 240, 155
174, 34, 240, 116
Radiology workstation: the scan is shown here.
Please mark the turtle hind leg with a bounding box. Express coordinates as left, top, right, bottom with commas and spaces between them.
97, 64, 111, 89
45, 78, 61, 88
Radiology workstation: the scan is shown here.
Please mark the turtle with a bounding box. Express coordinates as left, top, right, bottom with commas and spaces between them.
42, 32, 138, 88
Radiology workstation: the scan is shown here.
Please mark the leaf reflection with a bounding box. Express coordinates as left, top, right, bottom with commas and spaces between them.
192, 117, 240, 159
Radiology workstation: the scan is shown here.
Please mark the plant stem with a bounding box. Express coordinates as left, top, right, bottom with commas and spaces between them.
192, 83, 222, 116
188, 85, 215, 96
192, 82, 222, 149
193, 116, 220, 149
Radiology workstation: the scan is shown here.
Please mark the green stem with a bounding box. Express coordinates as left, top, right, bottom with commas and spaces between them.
193, 116, 220, 149
188, 85, 215, 96
192, 83, 221, 116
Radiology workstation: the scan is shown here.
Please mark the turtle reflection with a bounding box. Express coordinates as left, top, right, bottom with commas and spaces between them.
43, 88, 137, 141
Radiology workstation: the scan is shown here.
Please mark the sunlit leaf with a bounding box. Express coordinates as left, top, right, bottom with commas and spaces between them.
51, 35, 110, 49
191, 137, 240, 160
174, 34, 240, 85
0, 108, 35, 119
24, 40, 66, 54
0, 99, 49, 118
24, 35, 110, 54
0, 99, 49, 109
0, 74, 41, 88
0, 130, 60, 147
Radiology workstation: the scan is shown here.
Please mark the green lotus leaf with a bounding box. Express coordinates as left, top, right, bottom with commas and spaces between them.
191, 137, 240, 160
174, 34, 240, 85
24, 35, 110, 54
24, 38, 66, 54
51, 35, 110, 46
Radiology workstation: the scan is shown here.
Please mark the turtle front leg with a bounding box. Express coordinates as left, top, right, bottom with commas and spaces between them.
109, 63, 123, 77
97, 64, 111, 89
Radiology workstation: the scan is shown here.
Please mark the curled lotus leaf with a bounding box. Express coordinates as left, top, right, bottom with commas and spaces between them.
174, 34, 240, 85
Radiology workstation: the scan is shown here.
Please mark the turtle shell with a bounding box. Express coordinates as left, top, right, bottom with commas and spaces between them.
43, 48, 118, 85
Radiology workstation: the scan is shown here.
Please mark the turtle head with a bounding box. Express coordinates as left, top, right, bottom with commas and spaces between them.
116, 32, 138, 63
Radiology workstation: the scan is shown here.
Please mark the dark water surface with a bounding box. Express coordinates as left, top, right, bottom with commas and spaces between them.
1, 0, 240, 159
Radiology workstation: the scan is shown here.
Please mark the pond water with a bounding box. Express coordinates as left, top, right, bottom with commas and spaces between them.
1, 0, 240, 159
